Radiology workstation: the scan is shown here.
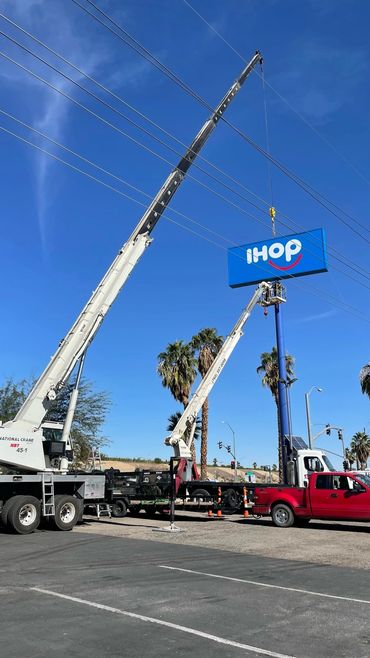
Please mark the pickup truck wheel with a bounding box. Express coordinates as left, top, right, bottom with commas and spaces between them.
52, 495, 78, 531
272, 503, 294, 528
7, 495, 41, 535
111, 499, 128, 518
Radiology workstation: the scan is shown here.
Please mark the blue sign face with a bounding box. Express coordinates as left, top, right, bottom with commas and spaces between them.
228, 228, 328, 288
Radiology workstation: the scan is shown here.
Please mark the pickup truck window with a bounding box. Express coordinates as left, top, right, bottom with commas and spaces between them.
316, 475, 354, 490
316, 474, 332, 489
355, 474, 370, 487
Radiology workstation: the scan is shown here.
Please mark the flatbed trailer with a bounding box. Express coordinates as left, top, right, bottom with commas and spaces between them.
102, 468, 258, 517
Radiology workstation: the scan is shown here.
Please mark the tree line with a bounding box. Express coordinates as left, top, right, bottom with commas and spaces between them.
0, 351, 369, 473
0, 378, 110, 467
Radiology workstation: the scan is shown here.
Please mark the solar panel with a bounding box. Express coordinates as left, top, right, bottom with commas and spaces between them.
290, 436, 308, 450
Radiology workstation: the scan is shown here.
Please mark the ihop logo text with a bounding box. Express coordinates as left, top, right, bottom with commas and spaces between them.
246, 239, 302, 271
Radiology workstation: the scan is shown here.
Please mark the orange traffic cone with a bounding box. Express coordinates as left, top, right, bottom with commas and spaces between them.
217, 509, 223, 518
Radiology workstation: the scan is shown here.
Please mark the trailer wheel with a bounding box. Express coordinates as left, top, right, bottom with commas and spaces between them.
111, 499, 128, 518
129, 505, 142, 516
143, 506, 157, 517
52, 495, 78, 531
191, 489, 210, 502
271, 503, 294, 528
223, 488, 239, 509
7, 495, 41, 535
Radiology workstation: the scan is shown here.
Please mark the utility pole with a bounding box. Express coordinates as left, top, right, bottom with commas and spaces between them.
222, 421, 237, 477
305, 386, 323, 449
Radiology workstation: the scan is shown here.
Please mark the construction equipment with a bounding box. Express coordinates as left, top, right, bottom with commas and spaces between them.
0, 51, 262, 475
165, 281, 273, 459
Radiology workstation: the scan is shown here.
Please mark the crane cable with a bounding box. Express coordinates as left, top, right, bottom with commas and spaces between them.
261, 60, 276, 238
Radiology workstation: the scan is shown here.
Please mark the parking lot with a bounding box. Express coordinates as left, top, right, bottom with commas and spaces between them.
2, 515, 370, 657
76, 510, 370, 569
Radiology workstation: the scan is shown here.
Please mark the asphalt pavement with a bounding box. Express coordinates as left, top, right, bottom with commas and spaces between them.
1, 530, 370, 657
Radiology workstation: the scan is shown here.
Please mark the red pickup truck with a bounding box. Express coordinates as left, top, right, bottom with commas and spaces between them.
252, 471, 370, 527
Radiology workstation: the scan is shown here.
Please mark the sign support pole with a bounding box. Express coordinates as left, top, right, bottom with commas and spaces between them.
274, 300, 289, 483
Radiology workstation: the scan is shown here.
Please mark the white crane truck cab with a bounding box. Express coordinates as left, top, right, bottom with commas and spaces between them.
286, 437, 335, 487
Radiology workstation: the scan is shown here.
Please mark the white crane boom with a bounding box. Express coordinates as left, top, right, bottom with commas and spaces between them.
165, 282, 271, 458
0, 52, 262, 472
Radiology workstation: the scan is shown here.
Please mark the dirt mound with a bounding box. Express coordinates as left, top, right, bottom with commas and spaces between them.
101, 460, 278, 483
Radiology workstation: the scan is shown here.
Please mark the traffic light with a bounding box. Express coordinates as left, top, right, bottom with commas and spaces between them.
325, 424, 331, 435
227, 445, 231, 453
218, 441, 223, 449
230, 460, 236, 469
343, 459, 349, 471
338, 429, 343, 440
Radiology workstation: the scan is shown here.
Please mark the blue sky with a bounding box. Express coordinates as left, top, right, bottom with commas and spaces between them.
0, 0, 369, 468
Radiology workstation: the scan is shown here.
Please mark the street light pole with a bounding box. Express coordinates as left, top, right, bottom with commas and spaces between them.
305, 386, 323, 449
222, 421, 237, 477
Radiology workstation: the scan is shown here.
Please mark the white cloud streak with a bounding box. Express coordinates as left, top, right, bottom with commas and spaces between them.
294, 308, 337, 324
0, 0, 154, 254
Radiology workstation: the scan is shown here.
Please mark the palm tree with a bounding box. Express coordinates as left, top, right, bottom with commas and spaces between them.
350, 431, 370, 470
344, 448, 356, 470
157, 341, 197, 460
167, 411, 201, 445
360, 362, 370, 399
191, 328, 224, 479
257, 346, 296, 480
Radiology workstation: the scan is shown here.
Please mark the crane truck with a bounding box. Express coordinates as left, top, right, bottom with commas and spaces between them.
104, 283, 335, 518
0, 52, 263, 534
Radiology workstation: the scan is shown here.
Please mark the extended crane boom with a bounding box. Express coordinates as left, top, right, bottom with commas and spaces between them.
165, 282, 271, 459
0, 52, 262, 472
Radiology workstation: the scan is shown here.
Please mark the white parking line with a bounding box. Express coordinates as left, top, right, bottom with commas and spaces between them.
159, 565, 370, 605
31, 586, 296, 658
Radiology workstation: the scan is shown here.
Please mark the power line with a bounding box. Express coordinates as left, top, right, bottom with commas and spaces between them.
71, 0, 370, 242
0, 47, 348, 277
0, 108, 234, 246
2, 116, 370, 325
1, 33, 369, 287
1, 40, 370, 296
2, 95, 370, 294
2, 13, 368, 282
183, 0, 370, 188
1, 18, 369, 294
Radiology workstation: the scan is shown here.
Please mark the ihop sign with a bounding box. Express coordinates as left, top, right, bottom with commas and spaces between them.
228, 228, 327, 287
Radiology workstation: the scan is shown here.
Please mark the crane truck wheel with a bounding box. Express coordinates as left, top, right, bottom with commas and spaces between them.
6, 495, 41, 535
52, 495, 79, 531
1, 497, 17, 529
111, 499, 128, 518
271, 503, 295, 528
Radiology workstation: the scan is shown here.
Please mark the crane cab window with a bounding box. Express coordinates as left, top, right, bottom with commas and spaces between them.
304, 457, 324, 473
